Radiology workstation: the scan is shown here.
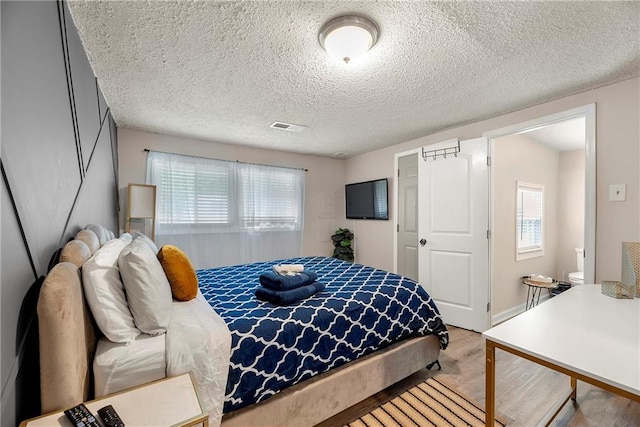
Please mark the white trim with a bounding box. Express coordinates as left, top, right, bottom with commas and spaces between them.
484, 103, 597, 304
492, 302, 526, 325
491, 293, 551, 326
583, 104, 596, 285
483, 104, 593, 139
488, 139, 495, 325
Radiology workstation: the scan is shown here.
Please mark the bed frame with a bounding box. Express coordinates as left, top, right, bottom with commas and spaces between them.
221, 334, 439, 426
38, 231, 441, 425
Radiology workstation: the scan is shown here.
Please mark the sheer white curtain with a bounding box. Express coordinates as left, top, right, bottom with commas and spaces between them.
147, 151, 305, 269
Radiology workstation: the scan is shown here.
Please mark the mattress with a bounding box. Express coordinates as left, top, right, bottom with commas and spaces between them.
94, 292, 232, 426
93, 333, 166, 397
198, 256, 448, 412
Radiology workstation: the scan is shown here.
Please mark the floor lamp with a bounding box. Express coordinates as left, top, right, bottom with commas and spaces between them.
126, 183, 156, 241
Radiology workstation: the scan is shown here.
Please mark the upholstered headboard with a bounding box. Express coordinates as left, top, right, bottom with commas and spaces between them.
37, 227, 104, 413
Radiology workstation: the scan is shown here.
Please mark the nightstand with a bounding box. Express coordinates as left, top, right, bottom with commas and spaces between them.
20, 372, 208, 427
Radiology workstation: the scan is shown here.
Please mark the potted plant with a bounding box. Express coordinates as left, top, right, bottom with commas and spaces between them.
331, 228, 354, 262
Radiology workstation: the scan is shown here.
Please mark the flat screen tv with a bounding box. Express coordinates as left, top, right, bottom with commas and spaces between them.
345, 178, 389, 220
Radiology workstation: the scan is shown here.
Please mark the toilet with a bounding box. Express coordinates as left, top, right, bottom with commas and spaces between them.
568, 248, 584, 285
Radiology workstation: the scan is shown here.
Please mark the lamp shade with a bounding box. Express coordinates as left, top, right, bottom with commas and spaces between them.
128, 184, 156, 218
319, 15, 378, 64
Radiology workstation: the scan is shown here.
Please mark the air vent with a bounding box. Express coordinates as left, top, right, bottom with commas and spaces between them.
270, 121, 307, 132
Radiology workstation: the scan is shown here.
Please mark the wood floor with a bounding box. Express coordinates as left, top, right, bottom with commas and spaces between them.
319, 326, 640, 427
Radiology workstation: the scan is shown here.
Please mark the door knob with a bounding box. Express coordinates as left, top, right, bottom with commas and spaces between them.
419, 239, 427, 246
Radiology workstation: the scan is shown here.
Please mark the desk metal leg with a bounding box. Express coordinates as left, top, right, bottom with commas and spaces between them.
486, 340, 496, 427
544, 378, 578, 425
486, 341, 639, 426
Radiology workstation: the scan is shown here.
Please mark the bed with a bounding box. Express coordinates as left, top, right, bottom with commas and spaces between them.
37, 225, 448, 426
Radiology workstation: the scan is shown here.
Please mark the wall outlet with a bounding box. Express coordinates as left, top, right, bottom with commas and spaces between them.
609, 184, 626, 201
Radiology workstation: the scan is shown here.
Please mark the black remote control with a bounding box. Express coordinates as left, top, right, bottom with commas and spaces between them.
63, 403, 100, 427
98, 404, 125, 427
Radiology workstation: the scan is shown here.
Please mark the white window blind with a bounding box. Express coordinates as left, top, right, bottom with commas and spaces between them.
237, 163, 304, 230
516, 181, 544, 260
147, 151, 304, 234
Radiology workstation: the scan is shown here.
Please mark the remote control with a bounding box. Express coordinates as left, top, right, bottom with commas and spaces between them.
63, 403, 100, 427
98, 404, 125, 427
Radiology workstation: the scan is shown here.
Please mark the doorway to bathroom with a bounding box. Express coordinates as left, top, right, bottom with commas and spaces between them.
484, 104, 595, 325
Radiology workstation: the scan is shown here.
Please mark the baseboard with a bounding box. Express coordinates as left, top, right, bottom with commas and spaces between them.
491, 294, 551, 326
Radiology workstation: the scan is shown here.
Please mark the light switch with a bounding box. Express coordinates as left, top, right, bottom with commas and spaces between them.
609, 184, 626, 201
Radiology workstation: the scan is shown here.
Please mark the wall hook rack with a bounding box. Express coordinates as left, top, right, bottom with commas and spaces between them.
422, 139, 460, 161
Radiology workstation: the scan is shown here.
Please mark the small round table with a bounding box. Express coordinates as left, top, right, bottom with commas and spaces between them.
522, 277, 558, 309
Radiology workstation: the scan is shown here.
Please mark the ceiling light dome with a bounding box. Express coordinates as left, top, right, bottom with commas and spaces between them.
319, 15, 379, 64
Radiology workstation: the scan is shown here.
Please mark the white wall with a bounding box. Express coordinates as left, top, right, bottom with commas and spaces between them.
118, 77, 639, 318
492, 134, 559, 315
345, 77, 639, 314
342, 172, 395, 269
557, 150, 585, 281
117, 128, 347, 260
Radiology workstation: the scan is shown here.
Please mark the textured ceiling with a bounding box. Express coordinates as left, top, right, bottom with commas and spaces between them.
68, 1, 640, 158
525, 117, 585, 152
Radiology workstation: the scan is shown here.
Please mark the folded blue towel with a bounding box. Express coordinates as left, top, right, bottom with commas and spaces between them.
255, 281, 325, 305
259, 271, 318, 291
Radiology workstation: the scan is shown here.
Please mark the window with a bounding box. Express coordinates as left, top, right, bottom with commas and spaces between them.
516, 181, 544, 260
147, 151, 304, 234
237, 163, 304, 230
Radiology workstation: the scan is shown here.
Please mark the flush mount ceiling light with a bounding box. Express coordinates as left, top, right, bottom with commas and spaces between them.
319, 15, 379, 64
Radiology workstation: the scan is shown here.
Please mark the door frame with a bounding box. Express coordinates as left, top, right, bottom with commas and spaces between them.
419, 137, 490, 331
393, 148, 421, 275
483, 104, 596, 325
394, 141, 491, 331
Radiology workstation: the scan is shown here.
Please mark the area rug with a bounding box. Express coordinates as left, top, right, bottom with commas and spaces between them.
344, 377, 506, 427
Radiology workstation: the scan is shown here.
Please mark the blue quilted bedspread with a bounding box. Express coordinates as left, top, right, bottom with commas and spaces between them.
197, 256, 448, 413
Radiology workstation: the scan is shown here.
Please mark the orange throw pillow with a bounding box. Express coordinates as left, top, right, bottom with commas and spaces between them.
157, 245, 198, 301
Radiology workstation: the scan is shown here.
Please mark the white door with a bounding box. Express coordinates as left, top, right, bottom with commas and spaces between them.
418, 137, 489, 332
397, 153, 419, 281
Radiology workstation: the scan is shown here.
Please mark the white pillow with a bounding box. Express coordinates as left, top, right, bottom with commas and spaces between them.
83, 239, 140, 344
133, 232, 159, 254
118, 239, 172, 335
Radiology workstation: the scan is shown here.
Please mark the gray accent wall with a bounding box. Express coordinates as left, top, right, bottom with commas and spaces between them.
1, 2, 119, 425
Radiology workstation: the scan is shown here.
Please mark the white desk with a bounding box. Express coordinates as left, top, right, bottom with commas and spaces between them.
483, 285, 640, 426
